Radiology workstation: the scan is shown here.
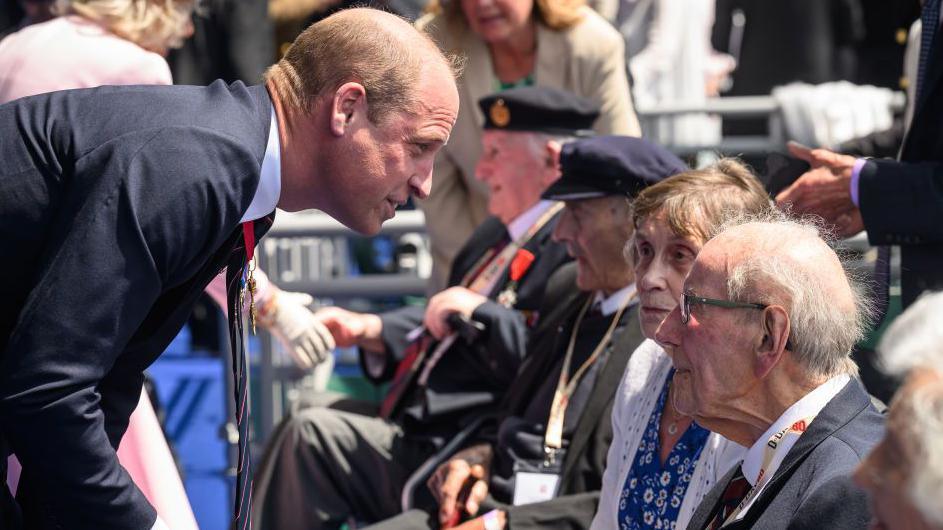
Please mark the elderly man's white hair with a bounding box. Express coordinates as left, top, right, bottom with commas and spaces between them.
716, 210, 875, 378
878, 291, 943, 526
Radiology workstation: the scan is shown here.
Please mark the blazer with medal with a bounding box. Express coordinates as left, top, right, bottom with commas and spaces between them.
686, 379, 883, 530
0, 81, 272, 529
493, 262, 646, 530
361, 213, 571, 433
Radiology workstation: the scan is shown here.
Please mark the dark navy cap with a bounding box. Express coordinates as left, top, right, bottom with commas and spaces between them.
478, 86, 600, 136
542, 136, 688, 200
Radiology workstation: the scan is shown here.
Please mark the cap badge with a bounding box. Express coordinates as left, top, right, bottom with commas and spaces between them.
490, 99, 511, 128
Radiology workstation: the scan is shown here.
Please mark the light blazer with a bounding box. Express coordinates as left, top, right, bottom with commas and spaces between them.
415, 9, 641, 290
686, 379, 884, 530
0, 81, 271, 529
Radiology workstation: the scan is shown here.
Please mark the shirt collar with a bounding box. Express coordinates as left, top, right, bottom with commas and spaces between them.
740, 374, 850, 485
592, 283, 638, 316
506, 200, 556, 242
240, 103, 282, 223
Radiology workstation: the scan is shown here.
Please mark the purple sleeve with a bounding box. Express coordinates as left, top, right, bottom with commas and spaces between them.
850, 158, 867, 208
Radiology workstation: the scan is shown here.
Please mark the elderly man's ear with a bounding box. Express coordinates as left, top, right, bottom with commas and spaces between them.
329, 82, 368, 136
754, 306, 791, 378
547, 141, 562, 170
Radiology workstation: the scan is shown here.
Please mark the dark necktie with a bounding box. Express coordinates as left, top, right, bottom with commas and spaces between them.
225, 213, 274, 530
707, 467, 751, 530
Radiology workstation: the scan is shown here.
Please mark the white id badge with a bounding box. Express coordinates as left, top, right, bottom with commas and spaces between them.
512, 471, 560, 506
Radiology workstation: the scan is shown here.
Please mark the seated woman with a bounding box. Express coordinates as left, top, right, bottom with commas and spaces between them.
591, 159, 772, 530
414, 0, 641, 291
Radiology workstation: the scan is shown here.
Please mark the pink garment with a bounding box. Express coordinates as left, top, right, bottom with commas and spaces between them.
117, 391, 199, 530
0, 15, 171, 103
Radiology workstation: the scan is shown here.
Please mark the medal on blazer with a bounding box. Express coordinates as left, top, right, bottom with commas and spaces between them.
497, 249, 535, 307
242, 221, 259, 334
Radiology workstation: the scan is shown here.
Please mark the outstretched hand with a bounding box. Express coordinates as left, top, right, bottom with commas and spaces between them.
775, 142, 863, 237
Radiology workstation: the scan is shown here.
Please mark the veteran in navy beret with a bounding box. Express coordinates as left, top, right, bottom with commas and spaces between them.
544, 135, 689, 201
478, 85, 600, 136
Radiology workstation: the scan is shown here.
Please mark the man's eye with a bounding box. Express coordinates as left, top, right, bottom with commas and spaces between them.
413, 143, 431, 154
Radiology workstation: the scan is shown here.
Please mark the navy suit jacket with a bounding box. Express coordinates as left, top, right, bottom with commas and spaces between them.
0, 81, 272, 528
858, 17, 943, 308
687, 379, 884, 530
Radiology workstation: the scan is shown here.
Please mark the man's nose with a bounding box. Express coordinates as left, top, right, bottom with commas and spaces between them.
410, 171, 432, 200
655, 305, 682, 348
551, 210, 574, 243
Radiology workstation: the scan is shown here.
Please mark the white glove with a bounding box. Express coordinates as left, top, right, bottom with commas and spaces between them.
261, 290, 336, 369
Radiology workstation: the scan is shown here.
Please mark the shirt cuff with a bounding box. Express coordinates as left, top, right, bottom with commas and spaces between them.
850, 158, 867, 208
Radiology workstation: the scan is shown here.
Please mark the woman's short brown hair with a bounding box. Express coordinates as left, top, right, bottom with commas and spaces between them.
426, 0, 586, 32
632, 158, 773, 244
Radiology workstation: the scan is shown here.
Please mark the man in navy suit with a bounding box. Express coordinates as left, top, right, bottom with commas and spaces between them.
655, 214, 884, 530
0, 7, 459, 529
776, 0, 943, 312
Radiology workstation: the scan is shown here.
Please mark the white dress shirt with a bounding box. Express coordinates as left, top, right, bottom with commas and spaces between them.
240, 104, 281, 223
734, 374, 851, 520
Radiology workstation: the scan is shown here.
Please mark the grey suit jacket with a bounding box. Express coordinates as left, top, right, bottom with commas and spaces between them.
687, 379, 883, 530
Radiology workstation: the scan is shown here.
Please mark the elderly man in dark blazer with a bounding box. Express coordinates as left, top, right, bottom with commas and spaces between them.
0, 8, 459, 530
365, 136, 688, 530
655, 214, 884, 530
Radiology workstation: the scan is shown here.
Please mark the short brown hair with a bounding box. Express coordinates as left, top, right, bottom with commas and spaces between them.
265, 8, 458, 124
632, 158, 772, 244
426, 0, 586, 32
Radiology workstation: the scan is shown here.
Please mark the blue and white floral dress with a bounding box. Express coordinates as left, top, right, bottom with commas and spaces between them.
617, 371, 710, 529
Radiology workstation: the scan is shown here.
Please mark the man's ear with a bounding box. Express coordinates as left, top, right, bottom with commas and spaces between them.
754, 305, 790, 379
546, 140, 563, 171
329, 82, 368, 137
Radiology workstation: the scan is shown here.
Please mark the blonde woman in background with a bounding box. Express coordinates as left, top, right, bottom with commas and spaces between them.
416, 0, 641, 292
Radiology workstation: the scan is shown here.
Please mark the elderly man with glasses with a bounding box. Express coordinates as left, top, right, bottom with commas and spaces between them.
656, 213, 884, 530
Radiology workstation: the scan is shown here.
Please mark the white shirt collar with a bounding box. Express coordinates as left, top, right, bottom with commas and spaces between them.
740, 374, 851, 486
506, 200, 556, 242
240, 103, 282, 223
592, 283, 638, 316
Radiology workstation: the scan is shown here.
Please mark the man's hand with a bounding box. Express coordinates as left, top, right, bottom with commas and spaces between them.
775, 142, 863, 237
424, 287, 488, 340
310, 306, 384, 352
450, 511, 507, 530
428, 445, 493, 526
259, 289, 336, 369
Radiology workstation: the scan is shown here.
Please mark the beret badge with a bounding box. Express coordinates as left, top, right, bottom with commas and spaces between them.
489, 98, 511, 127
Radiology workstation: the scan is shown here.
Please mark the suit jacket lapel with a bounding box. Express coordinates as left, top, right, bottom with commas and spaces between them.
711, 380, 871, 529
559, 306, 643, 490
915, 29, 943, 120
688, 465, 741, 530
450, 217, 507, 286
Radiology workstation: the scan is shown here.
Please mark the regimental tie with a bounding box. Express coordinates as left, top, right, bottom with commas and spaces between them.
706, 468, 751, 530
225, 214, 274, 530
